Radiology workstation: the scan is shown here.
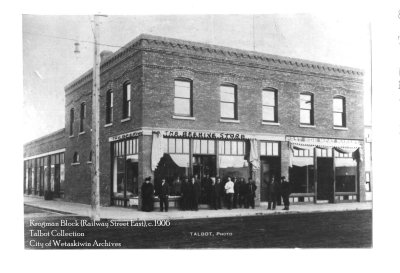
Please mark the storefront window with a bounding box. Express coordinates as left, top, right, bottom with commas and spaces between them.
112, 139, 139, 199
335, 155, 357, 192
156, 138, 190, 196
290, 150, 315, 193
218, 140, 248, 180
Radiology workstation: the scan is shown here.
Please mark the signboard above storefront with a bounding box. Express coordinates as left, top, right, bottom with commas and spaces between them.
109, 130, 143, 142
163, 130, 245, 140
286, 136, 361, 145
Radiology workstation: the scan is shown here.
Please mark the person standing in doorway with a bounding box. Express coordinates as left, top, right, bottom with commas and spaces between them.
281, 176, 291, 210
224, 176, 235, 210
267, 176, 278, 210
141, 176, 154, 212
159, 178, 169, 212
191, 176, 201, 211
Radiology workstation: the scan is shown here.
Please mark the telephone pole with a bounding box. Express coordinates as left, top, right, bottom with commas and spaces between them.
91, 14, 107, 221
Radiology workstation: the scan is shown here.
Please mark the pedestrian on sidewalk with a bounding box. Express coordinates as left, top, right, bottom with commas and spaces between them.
246, 178, 257, 209
224, 176, 235, 209
181, 176, 190, 211
159, 178, 169, 212
267, 176, 278, 210
281, 176, 291, 210
190, 176, 201, 211
141, 176, 154, 212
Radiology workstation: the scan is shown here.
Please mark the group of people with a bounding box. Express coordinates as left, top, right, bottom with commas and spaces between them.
265, 176, 291, 210
141, 175, 291, 212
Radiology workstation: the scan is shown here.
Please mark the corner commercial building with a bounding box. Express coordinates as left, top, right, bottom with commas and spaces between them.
23, 34, 368, 209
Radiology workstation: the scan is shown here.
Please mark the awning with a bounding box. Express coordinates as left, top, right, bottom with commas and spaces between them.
169, 154, 190, 168
151, 131, 164, 171
249, 138, 260, 169
290, 140, 361, 151
292, 157, 314, 167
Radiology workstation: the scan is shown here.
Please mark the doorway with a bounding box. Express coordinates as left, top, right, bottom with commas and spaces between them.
317, 158, 334, 202
193, 155, 216, 204
260, 157, 281, 202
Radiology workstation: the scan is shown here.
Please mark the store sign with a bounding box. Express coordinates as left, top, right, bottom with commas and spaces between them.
109, 131, 143, 142
286, 136, 360, 144
163, 130, 246, 140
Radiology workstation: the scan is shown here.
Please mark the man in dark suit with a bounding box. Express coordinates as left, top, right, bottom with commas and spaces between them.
159, 178, 170, 212
191, 176, 201, 211
246, 178, 257, 209
281, 176, 291, 210
267, 176, 278, 210
181, 176, 190, 211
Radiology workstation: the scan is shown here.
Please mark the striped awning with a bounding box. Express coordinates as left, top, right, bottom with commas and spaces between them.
290, 141, 360, 153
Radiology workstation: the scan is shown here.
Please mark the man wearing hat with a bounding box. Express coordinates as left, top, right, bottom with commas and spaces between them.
280, 176, 291, 210
141, 176, 154, 212
159, 178, 170, 212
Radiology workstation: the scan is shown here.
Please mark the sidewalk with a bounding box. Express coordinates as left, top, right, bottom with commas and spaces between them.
24, 196, 372, 221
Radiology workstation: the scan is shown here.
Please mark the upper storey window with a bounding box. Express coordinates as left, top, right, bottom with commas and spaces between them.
220, 85, 237, 120
106, 90, 113, 124
69, 108, 74, 136
80, 102, 86, 133
262, 89, 278, 122
333, 96, 346, 127
122, 82, 131, 119
300, 93, 314, 125
174, 79, 193, 117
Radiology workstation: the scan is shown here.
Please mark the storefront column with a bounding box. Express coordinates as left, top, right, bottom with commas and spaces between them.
138, 134, 154, 210
357, 144, 366, 202
332, 148, 336, 203
313, 147, 318, 204
280, 141, 290, 181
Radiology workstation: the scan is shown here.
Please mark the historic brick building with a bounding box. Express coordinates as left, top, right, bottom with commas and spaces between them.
23, 34, 366, 209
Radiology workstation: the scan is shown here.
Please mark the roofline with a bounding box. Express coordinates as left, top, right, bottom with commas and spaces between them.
65, 33, 364, 92
24, 128, 65, 147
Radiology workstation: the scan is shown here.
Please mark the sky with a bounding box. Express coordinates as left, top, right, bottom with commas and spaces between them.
22, 14, 371, 143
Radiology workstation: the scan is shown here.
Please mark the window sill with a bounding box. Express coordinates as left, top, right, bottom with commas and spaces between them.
262, 121, 280, 126
87, 161, 92, 164
220, 119, 240, 123
79, 131, 86, 135
299, 124, 316, 128
104, 123, 113, 127
69, 135, 75, 138
333, 126, 348, 131
121, 117, 131, 123
71, 163, 80, 166
172, 115, 196, 121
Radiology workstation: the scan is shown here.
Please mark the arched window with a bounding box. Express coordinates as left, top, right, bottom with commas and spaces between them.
122, 82, 131, 119
73, 152, 80, 163
69, 108, 74, 136
80, 102, 86, 132
220, 84, 238, 120
174, 79, 193, 117
333, 96, 346, 127
300, 92, 314, 125
262, 88, 278, 122
105, 90, 113, 124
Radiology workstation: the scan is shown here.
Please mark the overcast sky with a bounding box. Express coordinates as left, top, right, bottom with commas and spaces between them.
23, 14, 371, 143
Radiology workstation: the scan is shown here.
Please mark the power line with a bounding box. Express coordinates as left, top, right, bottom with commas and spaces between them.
23, 31, 127, 49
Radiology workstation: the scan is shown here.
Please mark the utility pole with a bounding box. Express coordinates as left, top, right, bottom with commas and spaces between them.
91, 14, 107, 221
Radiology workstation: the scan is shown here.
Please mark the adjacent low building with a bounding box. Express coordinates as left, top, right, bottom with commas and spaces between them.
23, 34, 368, 209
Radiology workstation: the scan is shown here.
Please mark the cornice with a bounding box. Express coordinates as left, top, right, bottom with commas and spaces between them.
64, 34, 364, 94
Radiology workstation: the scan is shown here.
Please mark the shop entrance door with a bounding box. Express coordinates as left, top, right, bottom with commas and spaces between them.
260, 157, 281, 202
193, 155, 216, 204
317, 158, 334, 202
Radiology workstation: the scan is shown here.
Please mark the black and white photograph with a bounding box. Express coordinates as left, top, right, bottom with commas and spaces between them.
5, 0, 400, 270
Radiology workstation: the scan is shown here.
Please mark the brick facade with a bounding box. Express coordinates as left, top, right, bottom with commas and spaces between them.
24, 34, 365, 207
